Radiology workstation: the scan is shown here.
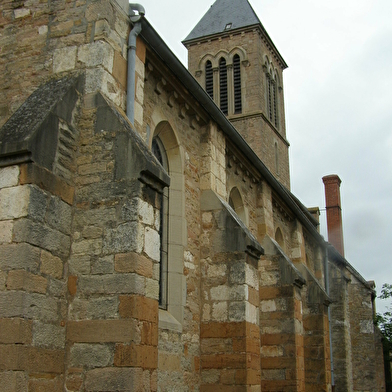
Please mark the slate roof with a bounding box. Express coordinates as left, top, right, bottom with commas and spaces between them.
183, 0, 261, 43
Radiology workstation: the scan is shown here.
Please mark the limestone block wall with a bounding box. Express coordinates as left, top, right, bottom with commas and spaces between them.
200, 189, 263, 391
140, 47, 208, 392
348, 278, 381, 392
0, 0, 130, 129
186, 29, 290, 189
63, 93, 168, 391
328, 262, 353, 392
300, 272, 331, 392
0, 163, 72, 391
259, 237, 307, 392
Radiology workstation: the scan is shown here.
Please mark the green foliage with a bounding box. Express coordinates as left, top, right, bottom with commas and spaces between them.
376, 284, 392, 343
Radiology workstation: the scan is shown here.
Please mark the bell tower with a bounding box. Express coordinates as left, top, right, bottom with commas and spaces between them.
183, 0, 291, 189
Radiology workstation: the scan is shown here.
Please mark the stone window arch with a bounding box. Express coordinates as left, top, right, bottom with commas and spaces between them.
229, 186, 248, 226
151, 121, 186, 330
275, 227, 285, 251
199, 48, 247, 116
264, 57, 280, 129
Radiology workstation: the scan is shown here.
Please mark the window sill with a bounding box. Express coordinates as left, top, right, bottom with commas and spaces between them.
158, 309, 182, 333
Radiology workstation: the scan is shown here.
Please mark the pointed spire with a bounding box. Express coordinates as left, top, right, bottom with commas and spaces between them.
183, 0, 261, 43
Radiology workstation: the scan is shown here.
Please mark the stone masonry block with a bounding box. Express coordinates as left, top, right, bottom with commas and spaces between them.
0, 220, 12, 244
0, 345, 64, 373
0, 371, 28, 392
0, 166, 19, 188
113, 50, 127, 87
40, 250, 64, 279
0, 318, 33, 344
69, 296, 119, 320
144, 227, 160, 262
114, 252, 153, 277
77, 273, 145, 295
85, 67, 123, 108
70, 343, 112, 368
46, 196, 72, 235
145, 278, 159, 300
0, 243, 41, 273
13, 219, 70, 259
114, 344, 158, 368
119, 295, 158, 323
67, 320, 136, 343
82, 226, 104, 239
6, 269, 48, 294
71, 238, 102, 256
85, 367, 143, 391
91, 255, 114, 274
78, 41, 114, 73
27, 185, 48, 222
53, 46, 77, 73
28, 377, 64, 392
0, 291, 59, 322
0, 185, 30, 220
212, 302, 228, 321
103, 221, 144, 255
32, 321, 65, 349
68, 255, 91, 275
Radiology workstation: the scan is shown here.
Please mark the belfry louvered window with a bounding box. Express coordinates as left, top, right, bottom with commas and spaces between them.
205, 61, 213, 99
219, 58, 228, 115
233, 54, 242, 114
267, 74, 278, 128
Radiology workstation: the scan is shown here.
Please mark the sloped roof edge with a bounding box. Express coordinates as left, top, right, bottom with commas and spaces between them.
327, 245, 375, 292
139, 17, 317, 241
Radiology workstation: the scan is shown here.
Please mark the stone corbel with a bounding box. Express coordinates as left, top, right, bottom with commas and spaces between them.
179, 103, 189, 119
190, 114, 200, 130
167, 91, 178, 108
155, 77, 167, 95
145, 63, 154, 81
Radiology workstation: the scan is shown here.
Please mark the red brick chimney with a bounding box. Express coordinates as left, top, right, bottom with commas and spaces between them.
322, 175, 345, 257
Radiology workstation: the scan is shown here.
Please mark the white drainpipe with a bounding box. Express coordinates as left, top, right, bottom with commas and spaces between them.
127, 4, 145, 124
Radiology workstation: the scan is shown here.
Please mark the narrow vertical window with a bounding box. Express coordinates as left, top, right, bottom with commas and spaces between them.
267, 74, 272, 122
152, 137, 169, 309
205, 60, 213, 99
272, 80, 278, 127
233, 54, 242, 114
219, 57, 228, 115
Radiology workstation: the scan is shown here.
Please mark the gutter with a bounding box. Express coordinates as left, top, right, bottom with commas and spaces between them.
139, 17, 321, 243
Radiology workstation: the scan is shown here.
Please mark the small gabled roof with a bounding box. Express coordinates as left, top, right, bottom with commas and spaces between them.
183, 0, 261, 43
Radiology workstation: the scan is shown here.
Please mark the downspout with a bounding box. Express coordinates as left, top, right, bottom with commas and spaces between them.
127, 4, 145, 124
325, 246, 335, 390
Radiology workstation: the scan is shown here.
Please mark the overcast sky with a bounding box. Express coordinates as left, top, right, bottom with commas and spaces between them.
139, 0, 392, 312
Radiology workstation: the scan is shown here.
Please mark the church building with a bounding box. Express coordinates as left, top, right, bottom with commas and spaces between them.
0, 0, 385, 391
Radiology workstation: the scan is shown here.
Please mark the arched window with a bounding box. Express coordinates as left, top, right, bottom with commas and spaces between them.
152, 136, 169, 308
266, 73, 279, 128
205, 60, 213, 99
151, 121, 185, 327
233, 54, 242, 114
229, 187, 247, 225
219, 57, 228, 115
275, 227, 285, 251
